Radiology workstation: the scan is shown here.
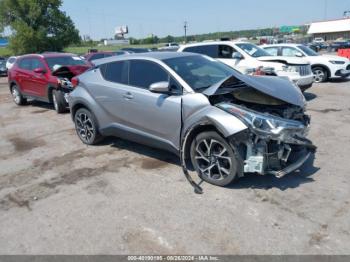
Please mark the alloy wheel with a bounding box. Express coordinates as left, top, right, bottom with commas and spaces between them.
12, 88, 20, 104
194, 138, 232, 181
313, 69, 325, 83
75, 113, 95, 143
53, 93, 58, 111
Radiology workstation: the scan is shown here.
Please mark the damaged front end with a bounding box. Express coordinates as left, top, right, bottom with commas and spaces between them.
206, 75, 316, 178
53, 65, 89, 88
218, 102, 315, 178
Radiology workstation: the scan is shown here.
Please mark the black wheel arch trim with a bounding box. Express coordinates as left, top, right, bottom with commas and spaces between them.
71, 101, 98, 126
9, 80, 20, 92
181, 120, 229, 168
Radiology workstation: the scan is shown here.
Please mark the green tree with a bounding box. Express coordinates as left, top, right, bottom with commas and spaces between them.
0, 0, 80, 54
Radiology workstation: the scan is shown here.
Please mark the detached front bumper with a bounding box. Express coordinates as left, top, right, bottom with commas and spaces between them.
267, 149, 311, 178
242, 129, 316, 178
266, 137, 316, 178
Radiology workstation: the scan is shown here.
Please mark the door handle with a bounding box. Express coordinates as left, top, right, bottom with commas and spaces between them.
123, 92, 134, 100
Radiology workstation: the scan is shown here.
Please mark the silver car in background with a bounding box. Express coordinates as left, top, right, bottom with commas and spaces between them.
68, 52, 315, 188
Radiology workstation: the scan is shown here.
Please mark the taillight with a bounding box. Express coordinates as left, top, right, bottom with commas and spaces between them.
71, 77, 79, 88
252, 66, 266, 76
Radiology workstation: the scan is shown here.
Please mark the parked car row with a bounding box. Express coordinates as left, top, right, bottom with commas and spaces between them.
177, 41, 315, 91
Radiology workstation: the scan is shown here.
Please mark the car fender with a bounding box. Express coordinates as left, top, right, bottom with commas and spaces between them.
8, 79, 20, 92
68, 85, 103, 126
181, 93, 248, 140
311, 63, 332, 77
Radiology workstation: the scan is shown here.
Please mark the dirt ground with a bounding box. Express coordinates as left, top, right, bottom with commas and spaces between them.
0, 76, 349, 255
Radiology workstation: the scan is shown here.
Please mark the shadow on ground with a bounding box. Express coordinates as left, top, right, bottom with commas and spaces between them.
304, 92, 317, 101
98, 136, 180, 166
98, 136, 320, 191
229, 153, 319, 191
21, 100, 55, 111
329, 78, 350, 83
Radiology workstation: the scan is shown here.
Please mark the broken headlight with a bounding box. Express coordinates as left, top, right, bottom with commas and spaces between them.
282, 65, 299, 73
218, 103, 306, 138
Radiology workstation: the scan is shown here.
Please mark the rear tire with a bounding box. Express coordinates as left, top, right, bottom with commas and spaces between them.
190, 131, 239, 187
11, 85, 27, 105
74, 108, 102, 145
52, 89, 67, 113
312, 67, 328, 83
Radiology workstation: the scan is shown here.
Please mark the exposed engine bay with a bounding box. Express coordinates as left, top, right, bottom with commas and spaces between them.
52, 66, 76, 92
206, 76, 315, 178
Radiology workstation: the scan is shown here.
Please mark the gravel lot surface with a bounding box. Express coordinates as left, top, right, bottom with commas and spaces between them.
0, 76, 349, 255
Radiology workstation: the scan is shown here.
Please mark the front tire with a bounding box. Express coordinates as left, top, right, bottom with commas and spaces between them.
74, 108, 102, 145
190, 131, 239, 187
11, 85, 27, 105
52, 89, 67, 113
312, 67, 328, 83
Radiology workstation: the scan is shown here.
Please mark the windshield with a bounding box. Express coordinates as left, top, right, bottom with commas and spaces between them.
297, 45, 319, 56
0, 60, 5, 66
45, 56, 87, 71
236, 43, 271, 57
163, 55, 236, 92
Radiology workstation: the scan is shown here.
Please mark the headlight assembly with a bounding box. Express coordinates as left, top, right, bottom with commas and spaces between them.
329, 60, 346, 65
282, 65, 298, 73
218, 103, 306, 139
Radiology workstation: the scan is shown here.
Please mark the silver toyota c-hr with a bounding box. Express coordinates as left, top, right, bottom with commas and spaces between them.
68, 52, 315, 188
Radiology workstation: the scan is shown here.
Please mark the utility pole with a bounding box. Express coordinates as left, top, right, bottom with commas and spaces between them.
184, 21, 188, 43
324, 0, 328, 19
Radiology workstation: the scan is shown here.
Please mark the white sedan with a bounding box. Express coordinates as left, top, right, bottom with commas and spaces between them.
262, 44, 350, 83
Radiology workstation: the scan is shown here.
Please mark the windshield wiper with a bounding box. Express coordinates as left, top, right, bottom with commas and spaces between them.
195, 85, 211, 91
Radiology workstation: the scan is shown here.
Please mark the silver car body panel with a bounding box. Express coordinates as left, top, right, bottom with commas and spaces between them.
70, 53, 249, 154
69, 52, 314, 183
181, 93, 248, 138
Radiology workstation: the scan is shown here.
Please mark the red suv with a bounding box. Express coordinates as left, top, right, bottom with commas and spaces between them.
8, 53, 91, 113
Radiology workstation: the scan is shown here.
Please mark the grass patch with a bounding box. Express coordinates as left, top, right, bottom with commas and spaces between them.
0, 47, 12, 57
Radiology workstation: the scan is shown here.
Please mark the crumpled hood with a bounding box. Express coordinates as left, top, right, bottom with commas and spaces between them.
257, 56, 309, 65
203, 73, 306, 108
321, 54, 350, 62
52, 65, 91, 78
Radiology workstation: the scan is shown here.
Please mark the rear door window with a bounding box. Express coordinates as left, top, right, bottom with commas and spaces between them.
100, 61, 128, 84
218, 45, 236, 58
129, 60, 169, 89
282, 47, 300, 57
183, 45, 218, 58
264, 47, 279, 56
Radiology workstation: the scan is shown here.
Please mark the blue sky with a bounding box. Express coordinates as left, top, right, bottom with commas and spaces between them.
61, 0, 350, 40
